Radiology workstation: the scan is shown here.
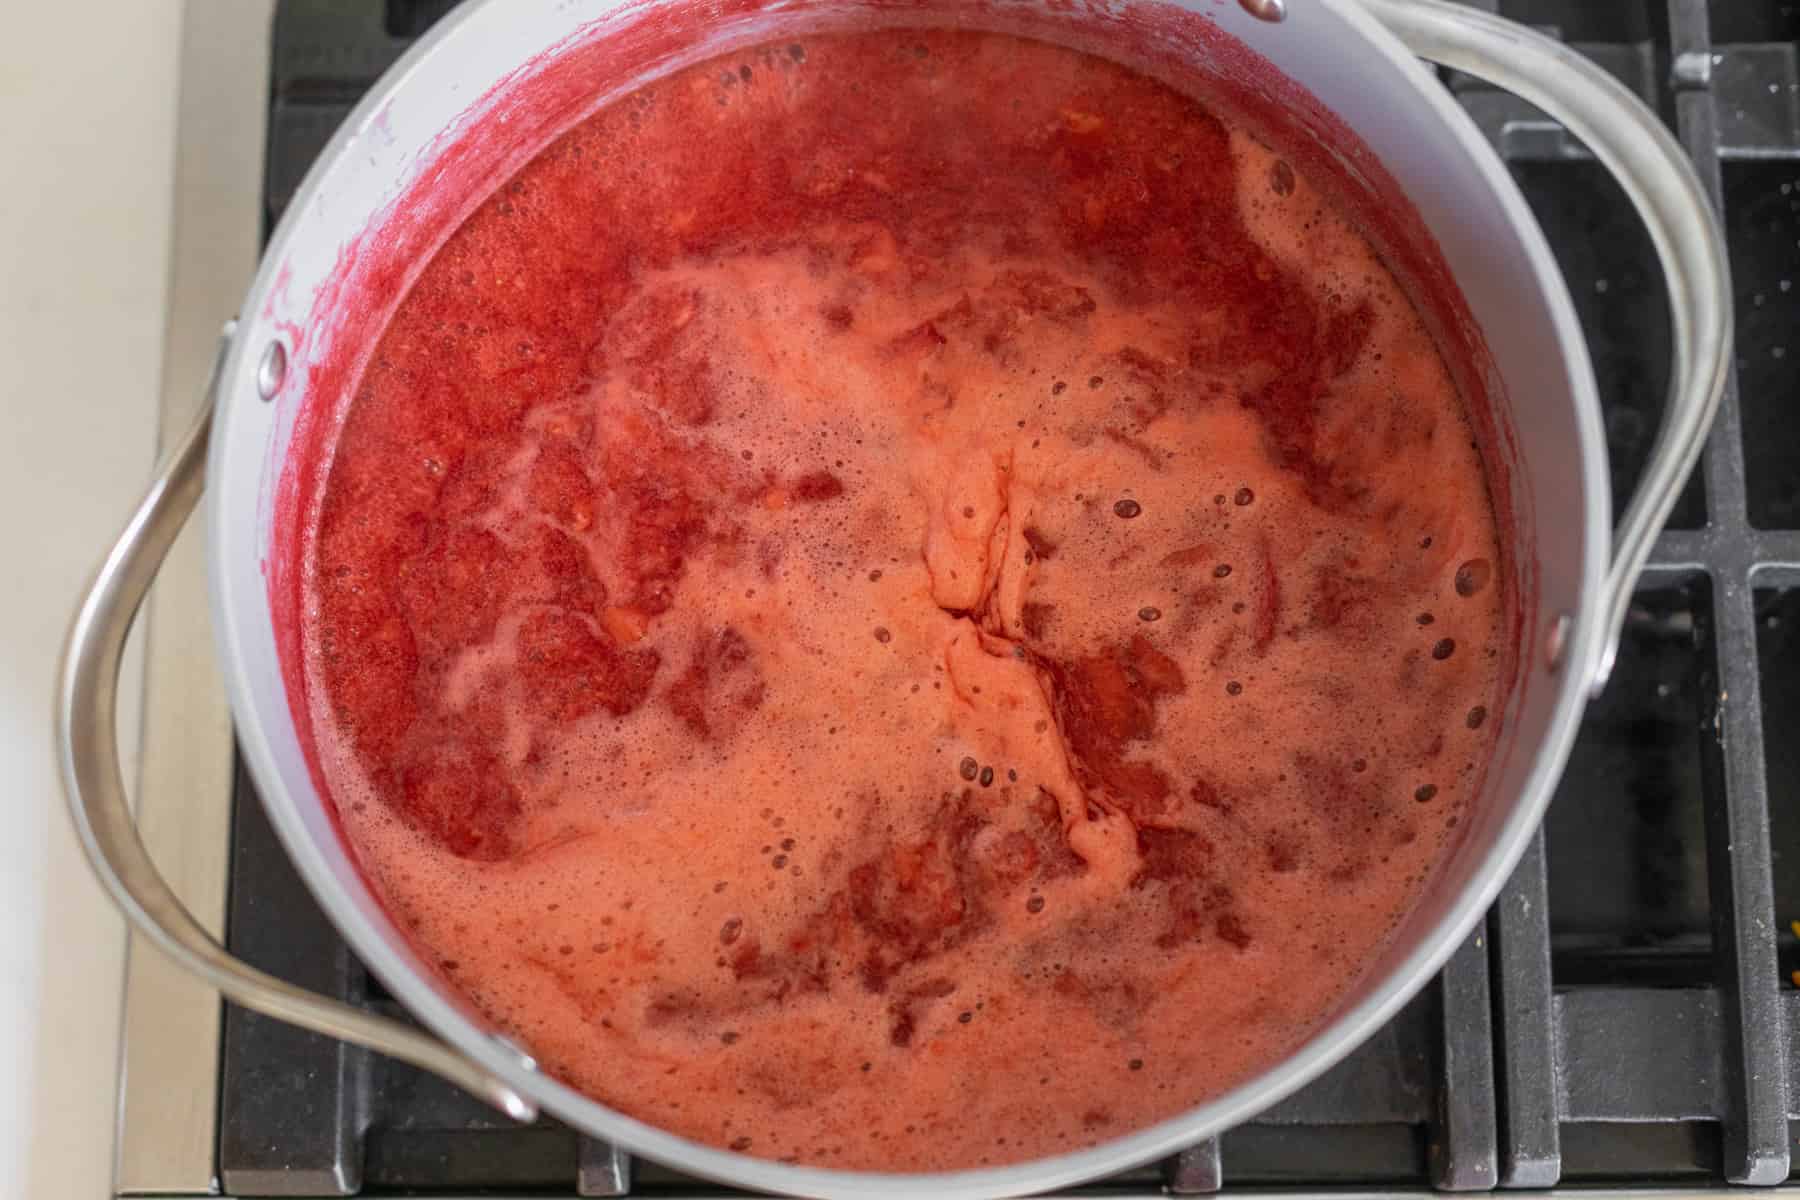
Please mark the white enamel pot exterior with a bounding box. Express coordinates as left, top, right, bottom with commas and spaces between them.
58, 2, 1729, 1197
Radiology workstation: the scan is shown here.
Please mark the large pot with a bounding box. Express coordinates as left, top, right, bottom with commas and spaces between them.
59, 1, 1728, 1197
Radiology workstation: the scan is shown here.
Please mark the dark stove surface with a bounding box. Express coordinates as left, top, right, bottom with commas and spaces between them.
224, 1, 1800, 1193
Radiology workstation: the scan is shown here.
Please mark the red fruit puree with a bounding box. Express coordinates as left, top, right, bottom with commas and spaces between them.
302, 30, 1508, 1172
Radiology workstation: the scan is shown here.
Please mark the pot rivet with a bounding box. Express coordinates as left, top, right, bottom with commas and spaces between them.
494, 1034, 538, 1071
1238, 0, 1287, 21
1545, 612, 1572, 672
257, 339, 288, 402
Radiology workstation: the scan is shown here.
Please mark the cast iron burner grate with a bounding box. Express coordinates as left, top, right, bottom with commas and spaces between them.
222, 0, 1800, 1192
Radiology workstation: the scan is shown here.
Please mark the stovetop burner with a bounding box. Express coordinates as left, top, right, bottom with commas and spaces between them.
221, 1, 1800, 1192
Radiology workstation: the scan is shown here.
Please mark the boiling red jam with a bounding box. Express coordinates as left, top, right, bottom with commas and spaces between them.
302, 29, 1507, 1171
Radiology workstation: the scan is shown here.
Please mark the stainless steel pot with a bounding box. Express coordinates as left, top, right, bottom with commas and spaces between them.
57, 1, 1729, 1196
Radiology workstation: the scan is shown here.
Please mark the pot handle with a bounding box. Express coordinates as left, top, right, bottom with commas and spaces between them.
55, 325, 538, 1124
1360, 0, 1732, 692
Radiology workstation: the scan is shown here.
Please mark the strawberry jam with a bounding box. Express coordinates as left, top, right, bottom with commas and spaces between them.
301, 29, 1509, 1171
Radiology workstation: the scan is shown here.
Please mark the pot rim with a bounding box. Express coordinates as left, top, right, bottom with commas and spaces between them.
206, 1, 1609, 1195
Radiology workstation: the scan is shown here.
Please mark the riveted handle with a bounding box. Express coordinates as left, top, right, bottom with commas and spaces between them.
1363, 0, 1731, 693
55, 326, 538, 1123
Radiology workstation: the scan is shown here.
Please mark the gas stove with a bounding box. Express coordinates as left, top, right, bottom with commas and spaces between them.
115, 0, 1800, 1194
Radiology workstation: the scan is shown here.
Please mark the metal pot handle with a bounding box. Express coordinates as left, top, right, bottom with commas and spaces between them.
54, 325, 538, 1123
1361, 0, 1732, 693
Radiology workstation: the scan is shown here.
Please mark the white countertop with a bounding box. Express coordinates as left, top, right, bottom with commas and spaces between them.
0, 4, 268, 1197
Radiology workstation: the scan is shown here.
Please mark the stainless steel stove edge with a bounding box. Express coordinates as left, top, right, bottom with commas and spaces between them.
120, 1191, 1800, 1199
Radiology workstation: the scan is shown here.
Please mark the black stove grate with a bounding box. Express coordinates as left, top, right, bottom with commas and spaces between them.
222, 0, 1800, 1192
